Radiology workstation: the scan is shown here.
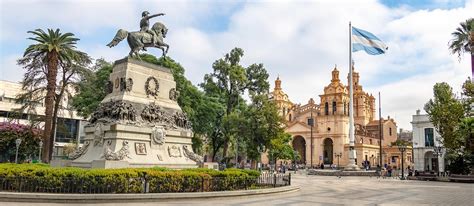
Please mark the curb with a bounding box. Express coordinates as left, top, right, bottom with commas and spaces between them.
0, 186, 300, 203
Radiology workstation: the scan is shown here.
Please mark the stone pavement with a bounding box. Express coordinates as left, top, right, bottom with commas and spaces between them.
2, 173, 473, 206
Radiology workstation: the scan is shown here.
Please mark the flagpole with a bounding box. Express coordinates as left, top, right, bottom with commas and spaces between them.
379, 92, 383, 168
345, 21, 359, 170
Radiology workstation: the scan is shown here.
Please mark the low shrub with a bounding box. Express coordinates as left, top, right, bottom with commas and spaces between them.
0, 163, 261, 193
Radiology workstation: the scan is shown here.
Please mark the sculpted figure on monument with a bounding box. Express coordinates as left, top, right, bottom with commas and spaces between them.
141, 102, 165, 123
68, 141, 90, 160
183, 145, 203, 163
90, 100, 137, 123
140, 11, 165, 50
169, 88, 179, 101
107, 11, 169, 57
103, 140, 131, 161
106, 81, 113, 94
126, 78, 133, 92
120, 77, 126, 91
173, 112, 192, 130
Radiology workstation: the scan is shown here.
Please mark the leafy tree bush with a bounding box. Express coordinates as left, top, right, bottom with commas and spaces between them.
0, 122, 42, 162
425, 79, 473, 174
0, 164, 262, 193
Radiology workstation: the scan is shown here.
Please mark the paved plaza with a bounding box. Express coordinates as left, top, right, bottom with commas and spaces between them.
2, 173, 473, 206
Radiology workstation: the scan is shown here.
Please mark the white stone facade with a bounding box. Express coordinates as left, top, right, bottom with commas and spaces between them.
0, 80, 86, 158
411, 111, 445, 173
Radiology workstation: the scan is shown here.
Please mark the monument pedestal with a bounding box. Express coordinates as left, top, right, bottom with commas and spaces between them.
344, 147, 360, 171
92, 160, 129, 168
70, 57, 202, 169
343, 164, 360, 171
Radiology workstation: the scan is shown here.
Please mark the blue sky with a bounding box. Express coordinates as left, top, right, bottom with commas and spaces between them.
0, 0, 472, 130
381, 0, 466, 9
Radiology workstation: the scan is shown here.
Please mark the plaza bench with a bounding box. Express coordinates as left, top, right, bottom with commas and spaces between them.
449, 174, 474, 183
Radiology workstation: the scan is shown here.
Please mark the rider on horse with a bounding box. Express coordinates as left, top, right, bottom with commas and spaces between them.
140, 11, 165, 51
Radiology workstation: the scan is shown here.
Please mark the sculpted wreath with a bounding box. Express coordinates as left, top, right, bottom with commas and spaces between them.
145, 76, 159, 98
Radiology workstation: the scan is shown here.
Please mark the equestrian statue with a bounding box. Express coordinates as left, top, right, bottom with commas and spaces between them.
107, 11, 169, 57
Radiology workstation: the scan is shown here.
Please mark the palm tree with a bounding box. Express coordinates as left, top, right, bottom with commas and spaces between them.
449, 18, 474, 79
22, 29, 87, 162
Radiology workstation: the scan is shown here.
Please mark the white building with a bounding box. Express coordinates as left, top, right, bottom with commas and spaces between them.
411, 110, 445, 173
0, 80, 87, 159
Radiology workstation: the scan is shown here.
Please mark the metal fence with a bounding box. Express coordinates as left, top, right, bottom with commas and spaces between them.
0, 173, 290, 194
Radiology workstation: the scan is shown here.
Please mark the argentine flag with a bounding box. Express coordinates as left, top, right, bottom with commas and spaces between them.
352, 27, 388, 55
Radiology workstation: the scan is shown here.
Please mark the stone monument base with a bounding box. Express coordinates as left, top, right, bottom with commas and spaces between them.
91, 160, 130, 168
343, 164, 360, 171
70, 123, 200, 169
69, 58, 202, 169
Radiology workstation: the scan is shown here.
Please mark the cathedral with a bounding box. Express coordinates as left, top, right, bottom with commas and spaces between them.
265, 66, 402, 168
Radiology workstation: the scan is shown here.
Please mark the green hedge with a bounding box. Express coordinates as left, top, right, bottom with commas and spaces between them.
0, 164, 261, 193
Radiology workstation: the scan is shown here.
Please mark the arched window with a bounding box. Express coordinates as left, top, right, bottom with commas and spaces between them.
289, 114, 292, 122
389, 127, 392, 136
325, 102, 329, 115
332, 101, 337, 114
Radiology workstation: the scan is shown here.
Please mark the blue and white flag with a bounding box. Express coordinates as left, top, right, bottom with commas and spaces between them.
352, 26, 388, 55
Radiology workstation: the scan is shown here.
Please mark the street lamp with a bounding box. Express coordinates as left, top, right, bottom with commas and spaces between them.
433, 146, 444, 177
38, 140, 43, 163
397, 145, 407, 180
15, 138, 22, 164
334, 152, 342, 170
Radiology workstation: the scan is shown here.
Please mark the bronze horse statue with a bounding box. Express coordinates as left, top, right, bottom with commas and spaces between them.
106, 22, 169, 57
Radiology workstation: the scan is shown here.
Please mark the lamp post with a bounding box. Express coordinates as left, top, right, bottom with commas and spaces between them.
433, 146, 444, 177
397, 145, 407, 180
15, 138, 22, 164
38, 140, 43, 163
334, 152, 342, 170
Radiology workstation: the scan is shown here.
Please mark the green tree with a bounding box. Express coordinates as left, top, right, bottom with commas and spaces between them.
242, 94, 282, 161
267, 133, 297, 170
200, 48, 269, 158
193, 96, 226, 161
424, 83, 465, 150
72, 59, 113, 118
449, 18, 474, 79
18, 29, 90, 162
244, 93, 296, 168
424, 81, 474, 174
